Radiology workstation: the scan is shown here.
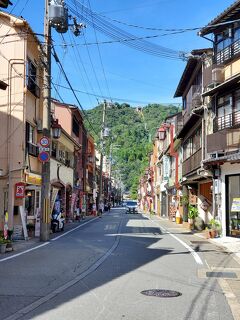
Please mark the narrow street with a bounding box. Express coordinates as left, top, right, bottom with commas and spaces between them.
0, 208, 237, 320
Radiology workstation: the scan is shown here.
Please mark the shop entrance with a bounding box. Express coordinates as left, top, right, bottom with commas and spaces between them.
226, 174, 240, 237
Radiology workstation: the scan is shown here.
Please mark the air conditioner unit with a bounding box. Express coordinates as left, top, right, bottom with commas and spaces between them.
212, 67, 224, 84
192, 94, 202, 108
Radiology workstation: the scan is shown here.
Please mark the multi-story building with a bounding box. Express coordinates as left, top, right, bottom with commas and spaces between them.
200, 1, 240, 237
174, 49, 213, 225
52, 100, 84, 220
0, 12, 44, 237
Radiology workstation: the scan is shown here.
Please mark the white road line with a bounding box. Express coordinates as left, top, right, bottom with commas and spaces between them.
145, 215, 203, 265
51, 217, 99, 241
0, 242, 50, 263
0, 217, 99, 262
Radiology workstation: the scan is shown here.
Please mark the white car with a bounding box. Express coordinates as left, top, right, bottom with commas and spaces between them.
125, 200, 138, 214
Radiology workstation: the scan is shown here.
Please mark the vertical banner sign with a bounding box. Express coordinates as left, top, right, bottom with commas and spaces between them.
163, 155, 170, 181
15, 182, 25, 198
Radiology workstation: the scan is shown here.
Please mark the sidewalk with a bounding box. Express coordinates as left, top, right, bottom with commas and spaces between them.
145, 212, 240, 263
0, 215, 98, 258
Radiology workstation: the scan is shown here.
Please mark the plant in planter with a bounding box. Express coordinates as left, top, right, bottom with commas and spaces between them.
0, 237, 12, 254
208, 219, 221, 238
188, 205, 198, 229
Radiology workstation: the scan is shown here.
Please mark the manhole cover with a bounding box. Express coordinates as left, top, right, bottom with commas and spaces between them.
206, 272, 237, 279
141, 289, 182, 298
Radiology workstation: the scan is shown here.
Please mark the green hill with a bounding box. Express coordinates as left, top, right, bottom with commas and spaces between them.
85, 103, 179, 199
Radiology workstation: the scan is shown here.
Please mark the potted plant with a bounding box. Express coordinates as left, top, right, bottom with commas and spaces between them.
188, 205, 198, 229
208, 219, 221, 238
0, 237, 11, 254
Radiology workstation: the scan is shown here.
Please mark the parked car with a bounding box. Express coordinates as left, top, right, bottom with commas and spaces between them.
126, 200, 138, 214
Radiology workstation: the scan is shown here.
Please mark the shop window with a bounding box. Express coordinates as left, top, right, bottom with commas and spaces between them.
36, 191, 40, 209
227, 175, 240, 237
25, 190, 35, 216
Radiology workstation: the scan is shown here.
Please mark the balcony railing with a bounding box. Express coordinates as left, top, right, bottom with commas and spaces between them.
182, 148, 202, 176
213, 110, 240, 131
214, 38, 240, 65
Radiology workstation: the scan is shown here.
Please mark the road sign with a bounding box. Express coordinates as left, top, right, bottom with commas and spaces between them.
39, 136, 50, 147
39, 146, 50, 152
38, 151, 50, 163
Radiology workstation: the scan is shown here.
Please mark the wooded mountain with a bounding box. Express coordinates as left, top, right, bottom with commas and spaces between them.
85, 103, 179, 199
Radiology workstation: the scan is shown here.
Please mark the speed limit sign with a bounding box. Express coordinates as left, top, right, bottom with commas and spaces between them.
39, 136, 50, 147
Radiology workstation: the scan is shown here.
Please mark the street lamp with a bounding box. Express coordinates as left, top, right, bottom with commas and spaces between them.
51, 119, 62, 139
158, 127, 166, 140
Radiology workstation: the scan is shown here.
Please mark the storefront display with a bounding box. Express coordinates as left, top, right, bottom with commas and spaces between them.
227, 175, 240, 237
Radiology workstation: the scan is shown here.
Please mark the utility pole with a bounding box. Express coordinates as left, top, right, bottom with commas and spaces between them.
40, 0, 51, 241
98, 100, 107, 211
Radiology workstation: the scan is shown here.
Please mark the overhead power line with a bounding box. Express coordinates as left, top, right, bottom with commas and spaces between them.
67, 0, 183, 60
52, 45, 99, 138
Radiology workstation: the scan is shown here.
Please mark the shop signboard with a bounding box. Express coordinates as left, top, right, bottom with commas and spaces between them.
15, 182, 25, 198
231, 198, 240, 212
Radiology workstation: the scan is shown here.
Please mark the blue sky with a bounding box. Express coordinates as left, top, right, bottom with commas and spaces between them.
4, 0, 235, 109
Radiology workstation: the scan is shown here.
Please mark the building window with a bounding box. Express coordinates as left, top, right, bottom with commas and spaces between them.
217, 94, 233, 130
26, 58, 40, 98
26, 122, 35, 144
72, 116, 79, 137
52, 141, 57, 158
214, 26, 240, 64
26, 122, 38, 157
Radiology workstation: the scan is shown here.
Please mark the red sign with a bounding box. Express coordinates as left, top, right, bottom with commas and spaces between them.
39, 136, 50, 147
15, 182, 25, 198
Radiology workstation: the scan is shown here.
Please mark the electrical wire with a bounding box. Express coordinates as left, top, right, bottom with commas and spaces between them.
86, 0, 113, 102
51, 44, 99, 138
72, 0, 105, 101
52, 82, 180, 106
67, 31, 99, 106
67, 0, 183, 60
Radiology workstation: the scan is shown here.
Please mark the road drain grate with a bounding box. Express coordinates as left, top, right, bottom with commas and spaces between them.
206, 271, 237, 279
191, 241, 209, 244
141, 289, 182, 298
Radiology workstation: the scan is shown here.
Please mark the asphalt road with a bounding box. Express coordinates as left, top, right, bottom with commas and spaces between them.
0, 208, 234, 320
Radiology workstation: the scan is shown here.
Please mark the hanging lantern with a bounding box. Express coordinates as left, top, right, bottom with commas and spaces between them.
158, 127, 166, 140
